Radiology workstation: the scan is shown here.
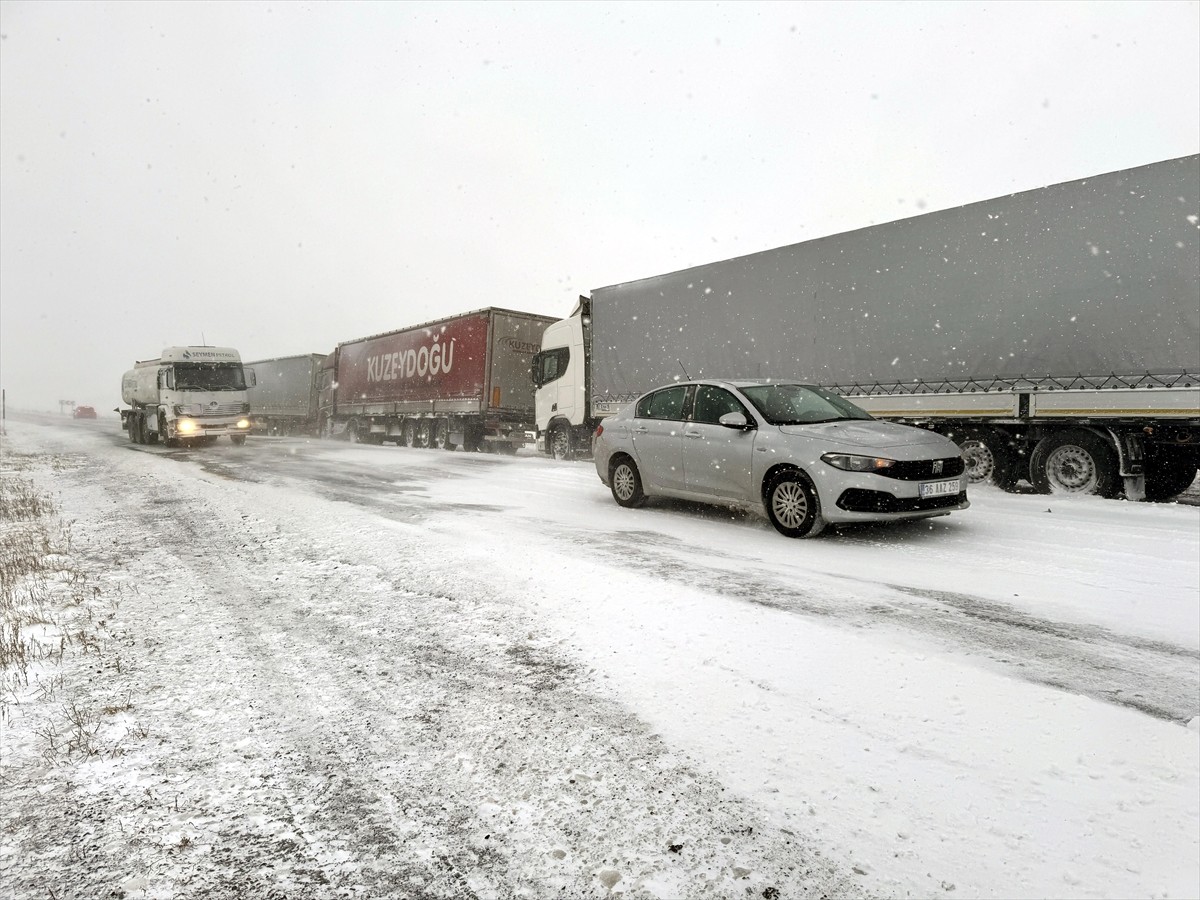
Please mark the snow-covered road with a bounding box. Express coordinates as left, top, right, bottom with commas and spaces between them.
3, 416, 1198, 899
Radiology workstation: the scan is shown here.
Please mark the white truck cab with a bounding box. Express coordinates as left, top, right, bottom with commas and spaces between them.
121, 346, 256, 447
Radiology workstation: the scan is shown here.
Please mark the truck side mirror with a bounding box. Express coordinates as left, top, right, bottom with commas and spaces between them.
244, 367, 257, 387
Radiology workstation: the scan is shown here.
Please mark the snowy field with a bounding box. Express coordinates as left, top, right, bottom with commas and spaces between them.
1, 415, 1197, 900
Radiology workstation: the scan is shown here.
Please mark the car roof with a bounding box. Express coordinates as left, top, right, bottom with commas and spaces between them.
654, 379, 818, 389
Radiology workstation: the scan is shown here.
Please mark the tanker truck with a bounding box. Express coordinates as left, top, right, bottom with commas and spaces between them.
319, 307, 556, 452
533, 154, 1199, 502
120, 346, 256, 447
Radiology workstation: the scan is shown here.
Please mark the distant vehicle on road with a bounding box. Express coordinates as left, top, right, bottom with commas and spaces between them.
592, 379, 968, 538
72, 406, 97, 419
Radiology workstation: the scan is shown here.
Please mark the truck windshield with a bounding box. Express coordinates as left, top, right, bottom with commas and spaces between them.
740, 384, 873, 425
174, 363, 247, 392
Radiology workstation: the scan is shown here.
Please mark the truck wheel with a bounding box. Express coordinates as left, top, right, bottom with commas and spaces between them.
415, 421, 431, 448
402, 419, 417, 448
462, 428, 481, 453
159, 415, 179, 448
551, 425, 574, 461
432, 420, 450, 450
958, 428, 1020, 491
1030, 429, 1119, 498
346, 420, 362, 443
609, 457, 646, 508
765, 469, 826, 538
128, 415, 139, 443
1144, 453, 1198, 502
230, 434, 247, 446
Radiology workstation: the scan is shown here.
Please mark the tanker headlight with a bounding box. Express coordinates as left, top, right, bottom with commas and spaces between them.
236, 418, 251, 429
177, 418, 198, 434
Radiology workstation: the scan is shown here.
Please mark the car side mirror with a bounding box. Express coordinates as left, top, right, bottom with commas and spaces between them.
718, 411, 753, 430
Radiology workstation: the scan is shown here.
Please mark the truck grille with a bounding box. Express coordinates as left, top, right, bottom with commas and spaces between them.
198, 402, 246, 417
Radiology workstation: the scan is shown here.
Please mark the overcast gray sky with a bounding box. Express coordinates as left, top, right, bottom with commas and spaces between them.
2, 0, 1197, 413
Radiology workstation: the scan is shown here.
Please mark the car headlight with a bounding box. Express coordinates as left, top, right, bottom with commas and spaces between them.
236, 419, 250, 429
821, 452, 896, 473
177, 418, 198, 434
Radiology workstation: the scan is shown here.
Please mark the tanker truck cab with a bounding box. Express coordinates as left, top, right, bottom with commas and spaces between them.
533, 298, 590, 460
122, 346, 257, 447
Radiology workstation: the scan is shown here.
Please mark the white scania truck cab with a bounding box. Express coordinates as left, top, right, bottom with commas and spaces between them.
120, 346, 256, 447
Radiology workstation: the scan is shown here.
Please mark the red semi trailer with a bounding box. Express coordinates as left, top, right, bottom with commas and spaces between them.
318, 307, 556, 452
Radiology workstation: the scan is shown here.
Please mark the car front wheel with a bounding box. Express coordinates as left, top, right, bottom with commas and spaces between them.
765, 470, 825, 538
610, 457, 646, 508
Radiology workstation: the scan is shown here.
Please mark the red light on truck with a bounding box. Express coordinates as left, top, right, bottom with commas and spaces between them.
492, 386, 501, 407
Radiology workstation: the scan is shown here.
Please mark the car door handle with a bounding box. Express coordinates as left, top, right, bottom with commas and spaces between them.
633, 426, 649, 434
684, 431, 703, 439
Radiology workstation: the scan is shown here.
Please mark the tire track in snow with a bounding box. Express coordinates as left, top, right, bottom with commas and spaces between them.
573, 527, 1199, 724
14, 432, 866, 899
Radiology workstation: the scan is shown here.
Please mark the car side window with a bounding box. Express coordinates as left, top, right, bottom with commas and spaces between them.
635, 386, 688, 421
692, 386, 749, 425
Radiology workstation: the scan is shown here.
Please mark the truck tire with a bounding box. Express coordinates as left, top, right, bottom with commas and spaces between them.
1030, 429, 1119, 498
462, 427, 481, 453
160, 414, 179, 448
1144, 453, 1199, 502
402, 419, 417, 448
551, 425, 574, 461
345, 420, 362, 444
433, 419, 450, 450
609, 456, 646, 508
957, 428, 1020, 491
764, 469, 826, 538
230, 434, 247, 446
415, 420, 431, 448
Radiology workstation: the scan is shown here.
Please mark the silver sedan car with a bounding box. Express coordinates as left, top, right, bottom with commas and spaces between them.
593, 380, 968, 538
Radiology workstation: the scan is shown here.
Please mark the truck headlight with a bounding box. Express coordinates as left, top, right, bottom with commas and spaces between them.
821, 453, 896, 473
236, 419, 250, 429
177, 418, 198, 434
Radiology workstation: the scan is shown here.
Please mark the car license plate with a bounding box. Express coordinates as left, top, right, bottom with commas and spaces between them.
919, 479, 960, 498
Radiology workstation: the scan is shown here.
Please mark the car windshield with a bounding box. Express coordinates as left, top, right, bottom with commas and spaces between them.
174, 363, 247, 392
739, 384, 873, 425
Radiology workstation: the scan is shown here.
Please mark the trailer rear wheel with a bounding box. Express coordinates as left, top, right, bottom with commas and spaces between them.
230, 435, 247, 446
958, 428, 1020, 491
1144, 453, 1199, 502
345, 420, 363, 443
1030, 429, 1119, 498
462, 427, 481, 453
415, 420, 431, 448
432, 419, 451, 450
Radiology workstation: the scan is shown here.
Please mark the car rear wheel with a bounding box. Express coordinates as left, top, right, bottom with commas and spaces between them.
610, 457, 646, 508
765, 470, 825, 538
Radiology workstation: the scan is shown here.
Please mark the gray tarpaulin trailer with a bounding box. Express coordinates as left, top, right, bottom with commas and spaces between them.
534, 154, 1199, 501
245, 354, 326, 435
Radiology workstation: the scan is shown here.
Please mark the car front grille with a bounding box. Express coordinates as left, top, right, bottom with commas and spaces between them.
883, 457, 965, 481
